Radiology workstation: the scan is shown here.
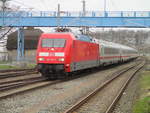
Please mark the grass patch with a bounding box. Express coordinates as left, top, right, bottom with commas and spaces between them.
133, 70, 150, 113
0, 65, 18, 70
141, 71, 150, 91
0, 64, 36, 70
26, 63, 36, 68
0, 61, 10, 64
133, 97, 150, 113
0, 63, 36, 70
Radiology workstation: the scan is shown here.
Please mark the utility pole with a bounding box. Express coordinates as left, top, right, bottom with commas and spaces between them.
82, 0, 86, 16
1, 0, 6, 26
0, 0, 10, 26
81, 0, 88, 34
104, 0, 106, 12
57, 3, 60, 28
102, 0, 106, 33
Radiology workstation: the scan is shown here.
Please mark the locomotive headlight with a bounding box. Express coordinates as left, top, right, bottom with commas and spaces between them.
38, 58, 44, 61
65, 64, 70, 67
58, 58, 64, 61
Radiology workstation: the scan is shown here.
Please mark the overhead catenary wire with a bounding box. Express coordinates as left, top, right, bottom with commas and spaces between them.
9, 0, 40, 11
0, 0, 38, 40
39, 0, 47, 11
109, 0, 119, 11
43, 0, 49, 11
0, 27, 13, 40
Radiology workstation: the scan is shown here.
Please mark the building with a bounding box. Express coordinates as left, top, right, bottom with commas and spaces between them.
7, 27, 43, 62
0, 36, 8, 61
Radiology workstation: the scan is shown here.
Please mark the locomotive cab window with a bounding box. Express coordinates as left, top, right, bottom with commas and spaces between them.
42, 38, 66, 48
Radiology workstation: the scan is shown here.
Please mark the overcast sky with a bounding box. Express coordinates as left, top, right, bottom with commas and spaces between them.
8, 0, 150, 11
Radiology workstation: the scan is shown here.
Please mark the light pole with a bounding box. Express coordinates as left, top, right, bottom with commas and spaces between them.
1, 0, 6, 26
104, 0, 106, 12
103, 0, 107, 31
82, 0, 86, 16
57, 3, 60, 28
0, 0, 10, 26
81, 0, 87, 34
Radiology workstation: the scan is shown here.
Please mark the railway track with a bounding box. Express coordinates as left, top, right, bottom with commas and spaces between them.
105, 61, 145, 113
0, 68, 36, 73
0, 76, 43, 86
0, 78, 61, 99
0, 69, 38, 79
0, 77, 48, 91
63, 60, 145, 113
0, 59, 143, 103
0, 67, 62, 99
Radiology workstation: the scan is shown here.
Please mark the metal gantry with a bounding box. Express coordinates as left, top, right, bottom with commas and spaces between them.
0, 11, 150, 60
17, 27, 24, 61
0, 11, 150, 27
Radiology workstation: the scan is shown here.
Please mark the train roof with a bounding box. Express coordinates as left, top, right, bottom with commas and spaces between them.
41, 32, 95, 43
41, 32, 137, 52
75, 34, 94, 43
98, 39, 137, 51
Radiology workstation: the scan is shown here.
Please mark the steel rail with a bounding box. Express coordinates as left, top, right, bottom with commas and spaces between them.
0, 76, 43, 85
0, 70, 38, 79
63, 61, 142, 113
0, 68, 36, 73
0, 80, 61, 99
0, 77, 47, 91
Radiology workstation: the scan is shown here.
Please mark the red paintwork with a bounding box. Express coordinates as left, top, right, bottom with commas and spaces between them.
36, 32, 138, 73
36, 33, 99, 72
36, 33, 75, 72
72, 40, 99, 62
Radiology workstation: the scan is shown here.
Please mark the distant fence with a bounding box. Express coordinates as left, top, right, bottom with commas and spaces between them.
0, 52, 8, 61
7, 50, 36, 62
0, 11, 150, 17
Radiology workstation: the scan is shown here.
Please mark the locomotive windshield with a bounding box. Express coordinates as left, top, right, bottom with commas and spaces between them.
42, 38, 66, 47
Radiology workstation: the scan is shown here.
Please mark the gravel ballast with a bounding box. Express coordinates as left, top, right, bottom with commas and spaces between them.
112, 65, 145, 113
0, 62, 135, 113
74, 65, 137, 113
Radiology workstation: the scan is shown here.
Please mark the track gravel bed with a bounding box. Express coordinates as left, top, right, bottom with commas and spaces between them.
0, 71, 28, 75
0, 70, 35, 76
72, 63, 141, 113
0, 68, 35, 73
112, 67, 144, 113
0, 73, 41, 85
0, 62, 135, 113
0, 81, 55, 99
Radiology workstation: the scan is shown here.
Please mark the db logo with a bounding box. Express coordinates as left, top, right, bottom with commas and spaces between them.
51, 48, 55, 51
49, 52, 55, 56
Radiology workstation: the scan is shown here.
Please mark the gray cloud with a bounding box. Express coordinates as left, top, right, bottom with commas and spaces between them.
9, 0, 150, 11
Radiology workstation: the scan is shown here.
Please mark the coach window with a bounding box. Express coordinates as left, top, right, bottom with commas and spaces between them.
104, 47, 110, 55
101, 46, 104, 56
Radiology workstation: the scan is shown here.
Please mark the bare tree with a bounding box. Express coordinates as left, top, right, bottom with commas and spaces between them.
89, 29, 149, 53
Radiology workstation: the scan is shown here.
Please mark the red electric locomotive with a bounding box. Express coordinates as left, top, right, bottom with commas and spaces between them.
36, 33, 99, 79
36, 32, 138, 79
